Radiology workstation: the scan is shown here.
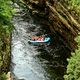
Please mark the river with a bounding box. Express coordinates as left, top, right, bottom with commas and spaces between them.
10, 7, 70, 80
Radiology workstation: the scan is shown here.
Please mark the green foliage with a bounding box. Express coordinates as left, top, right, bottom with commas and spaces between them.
64, 33, 80, 80
0, 0, 13, 78
65, 0, 80, 15
0, 0, 13, 32
75, 33, 80, 47
67, 0, 80, 6
0, 73, 7, 80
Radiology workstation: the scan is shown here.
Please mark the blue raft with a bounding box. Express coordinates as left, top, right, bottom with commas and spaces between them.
28, 37, 50, 45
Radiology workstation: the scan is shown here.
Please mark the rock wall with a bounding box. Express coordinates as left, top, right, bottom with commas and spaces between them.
23, 0, 80, 51
0, 34, 11, 73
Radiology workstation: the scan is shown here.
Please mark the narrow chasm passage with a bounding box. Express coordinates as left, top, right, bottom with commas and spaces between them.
10, 9, 71, 80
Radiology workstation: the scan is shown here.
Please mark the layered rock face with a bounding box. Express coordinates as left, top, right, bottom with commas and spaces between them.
23, 0, 80, 51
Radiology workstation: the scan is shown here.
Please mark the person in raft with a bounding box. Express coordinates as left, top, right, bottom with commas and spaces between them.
32, 35, 47, 41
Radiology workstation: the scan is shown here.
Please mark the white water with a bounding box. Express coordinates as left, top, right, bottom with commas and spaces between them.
11, 14, 50, 80
10, 6, 65, 80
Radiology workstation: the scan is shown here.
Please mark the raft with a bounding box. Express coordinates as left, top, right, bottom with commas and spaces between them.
28, 37, 50, 45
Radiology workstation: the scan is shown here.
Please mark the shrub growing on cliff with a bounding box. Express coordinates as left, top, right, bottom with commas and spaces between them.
65, 0, 80, 15
1, 73, 7, 80
0, 0, 13, 79
64, 33, 80, 80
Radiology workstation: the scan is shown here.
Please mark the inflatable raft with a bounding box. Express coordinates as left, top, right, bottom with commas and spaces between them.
28, 37, 50, 45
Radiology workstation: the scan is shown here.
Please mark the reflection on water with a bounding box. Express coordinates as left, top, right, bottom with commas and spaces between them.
11, 11, 70, 80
